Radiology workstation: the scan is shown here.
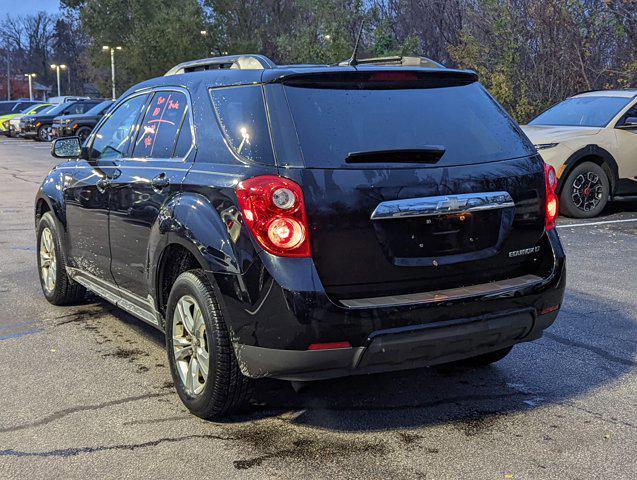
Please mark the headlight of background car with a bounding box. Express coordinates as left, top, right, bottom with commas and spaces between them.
62, 119, 71, 125
534, 143, 559, 150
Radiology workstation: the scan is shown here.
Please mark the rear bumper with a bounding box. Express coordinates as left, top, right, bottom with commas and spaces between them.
210, 229, 565, 380
236, 309, 558, 381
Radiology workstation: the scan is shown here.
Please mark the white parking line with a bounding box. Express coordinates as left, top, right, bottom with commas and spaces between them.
557, 218, 637, 229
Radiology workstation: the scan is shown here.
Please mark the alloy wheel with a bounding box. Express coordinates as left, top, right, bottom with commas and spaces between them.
40, 126, 53, 141
39, 228, 57, 293
172, 295, 209, 396
571, 171, 603, 212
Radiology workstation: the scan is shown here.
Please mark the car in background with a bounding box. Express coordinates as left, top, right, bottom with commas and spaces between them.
8, 105, 57, 137
0, 103, 52, 136
51, 100, 114, 142
47, 95, 91, 104
20, 99, 103, 141
521, 90, 637, 218
0, 99, 42, 116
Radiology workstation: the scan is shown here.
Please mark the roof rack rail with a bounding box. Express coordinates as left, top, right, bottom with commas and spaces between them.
165, 54, 276, 76
335, 56, 444, 68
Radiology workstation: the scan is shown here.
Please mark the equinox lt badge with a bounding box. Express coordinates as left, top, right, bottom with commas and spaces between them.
508, 246, 541, 257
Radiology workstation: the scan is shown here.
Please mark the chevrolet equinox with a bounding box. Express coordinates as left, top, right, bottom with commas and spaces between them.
36, 55, 566, 419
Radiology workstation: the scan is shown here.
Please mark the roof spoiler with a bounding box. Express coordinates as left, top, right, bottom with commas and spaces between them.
335, 56, 444, 68
165, 55, 276, 75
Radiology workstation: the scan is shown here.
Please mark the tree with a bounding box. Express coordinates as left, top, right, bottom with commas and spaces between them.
61, 0, 210, 95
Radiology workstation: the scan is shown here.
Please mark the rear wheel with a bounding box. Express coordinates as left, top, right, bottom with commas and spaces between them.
165, 270, 251, 419
560, 161, 609, 218
37, 212, 86, 305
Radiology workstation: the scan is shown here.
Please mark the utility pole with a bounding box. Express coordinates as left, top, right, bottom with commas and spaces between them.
102, 46, 122, 100
6, 55, 10, 100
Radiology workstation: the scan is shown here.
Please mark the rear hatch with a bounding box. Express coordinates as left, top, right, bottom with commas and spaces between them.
266, 69, 547, 300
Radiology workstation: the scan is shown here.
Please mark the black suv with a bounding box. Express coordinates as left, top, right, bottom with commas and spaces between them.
22, 99, 103, 141
51, 100, 114, 142
36, 55, 565, 419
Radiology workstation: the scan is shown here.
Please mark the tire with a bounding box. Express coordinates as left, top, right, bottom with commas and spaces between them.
37, 212, 86, 305
36, 125, 52, 142
165, 269, 251, 419
76, 127, 92, 144
559, 161, 609, 218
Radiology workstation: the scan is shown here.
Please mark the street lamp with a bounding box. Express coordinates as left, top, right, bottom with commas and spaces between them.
50, 64, 67, 97
102, 45, 122, 100
24, 73, 36, 101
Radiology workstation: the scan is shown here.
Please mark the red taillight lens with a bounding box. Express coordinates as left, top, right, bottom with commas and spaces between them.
544, 163, 558, 231
236, 175, 311, 257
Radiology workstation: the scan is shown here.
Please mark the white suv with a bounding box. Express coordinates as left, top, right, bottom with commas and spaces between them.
521, 90, 637, 218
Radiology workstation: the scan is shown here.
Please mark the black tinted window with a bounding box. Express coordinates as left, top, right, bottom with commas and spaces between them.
173, 112, 193, 157
283, 82, 533, 167
132, 91, 187, 158
90, 94, 147, 159
210, 85, 274, 164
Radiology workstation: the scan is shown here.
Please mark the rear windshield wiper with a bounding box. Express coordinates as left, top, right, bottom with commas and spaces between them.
346, 147, 446, 164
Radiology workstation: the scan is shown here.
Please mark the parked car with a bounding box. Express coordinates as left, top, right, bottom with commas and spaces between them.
51, 100, 114, 142
21, 99, 103, 141
521, 90, 637, 218
0, 103, 52, 136
47, 95, 91, 104
0, 99, 41, 116
37, 54, 566, 419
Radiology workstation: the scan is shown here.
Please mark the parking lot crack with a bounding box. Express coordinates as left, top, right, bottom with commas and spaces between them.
0, 433, 234, 458
0, 393, 171, 433
544, 332, 637, 367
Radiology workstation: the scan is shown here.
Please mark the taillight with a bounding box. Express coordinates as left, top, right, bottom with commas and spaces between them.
236, 175, 311, 257
544, 163, 558, 231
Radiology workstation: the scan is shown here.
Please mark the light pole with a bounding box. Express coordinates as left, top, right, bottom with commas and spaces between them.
24, 73, 36, 100
102, 46, 122, 100
50, 64, 67, 97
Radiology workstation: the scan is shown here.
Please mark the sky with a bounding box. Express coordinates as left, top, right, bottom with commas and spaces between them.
0, 0, 60, 17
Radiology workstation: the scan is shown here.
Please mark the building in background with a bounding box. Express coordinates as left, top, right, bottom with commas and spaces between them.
0, 75, 51, 101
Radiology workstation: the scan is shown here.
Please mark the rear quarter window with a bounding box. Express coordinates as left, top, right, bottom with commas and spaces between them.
209, 85, 275, 165
133, 91, 188, 159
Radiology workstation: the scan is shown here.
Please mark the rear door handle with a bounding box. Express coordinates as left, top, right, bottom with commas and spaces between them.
96, 178, 111, 193
151, 173, 169, 191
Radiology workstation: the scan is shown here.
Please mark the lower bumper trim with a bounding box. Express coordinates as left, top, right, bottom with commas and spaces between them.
234, 309, 558, 382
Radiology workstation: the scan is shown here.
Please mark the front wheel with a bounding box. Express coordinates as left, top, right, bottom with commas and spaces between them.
559, 162, 609, 218
165, 270, 251, 419
76, 126, 92, 143
37, 125, 53, 142
37, 212, 86, 305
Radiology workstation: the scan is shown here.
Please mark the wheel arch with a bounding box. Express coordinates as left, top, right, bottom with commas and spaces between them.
558, 145, 619, 195
148, 191, 256, 323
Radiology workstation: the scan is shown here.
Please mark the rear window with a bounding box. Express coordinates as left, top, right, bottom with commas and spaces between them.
210, 85, 274, 165
283, 81, 534, 167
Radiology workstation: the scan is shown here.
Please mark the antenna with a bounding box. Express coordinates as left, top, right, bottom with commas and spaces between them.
347, 21, 365, 67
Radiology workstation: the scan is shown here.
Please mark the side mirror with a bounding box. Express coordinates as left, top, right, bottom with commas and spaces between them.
618, 116, 637, 129
51, 137, 82, 159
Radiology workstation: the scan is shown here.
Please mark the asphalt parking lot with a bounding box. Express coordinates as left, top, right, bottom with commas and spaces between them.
0, 138, 635, 479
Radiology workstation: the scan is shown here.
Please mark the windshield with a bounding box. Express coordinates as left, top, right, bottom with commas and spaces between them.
283, 82, 533, 167
45, 102, 73, 115
22, 104, 50, 114
529, 96, 631, 128
85, 100, 113, 116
